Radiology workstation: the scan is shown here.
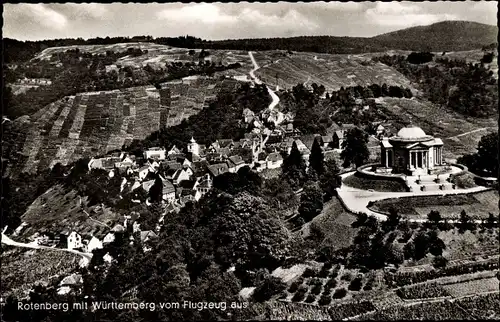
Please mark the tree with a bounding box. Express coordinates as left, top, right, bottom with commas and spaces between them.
383, 207, 401, 231
319, 159, 341, 200
309, 138, 325, 176
427, 210, 442, 226
433, 255, 448, 268
298, 182, 324, 222
252, 276, 287, 302
486, 213, 498, 229
476, 132, 498, 176
261, 178, 298, 211
282, 141, 307, 190
459, 209, 472, 232
340, 128, 369, 168
148, 176, 163, 203
480, 52, 494, 64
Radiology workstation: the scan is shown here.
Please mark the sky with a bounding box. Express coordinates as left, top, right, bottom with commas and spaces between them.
3, 1, 498, 41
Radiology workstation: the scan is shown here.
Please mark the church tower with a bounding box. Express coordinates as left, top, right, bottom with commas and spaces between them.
187, 137, 199, 156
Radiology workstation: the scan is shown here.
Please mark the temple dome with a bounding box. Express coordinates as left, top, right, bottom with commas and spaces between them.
396, 126, 427, 139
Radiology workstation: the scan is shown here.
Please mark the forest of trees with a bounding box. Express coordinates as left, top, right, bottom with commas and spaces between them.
373, 53, 498, 117
279, 82, 412, 135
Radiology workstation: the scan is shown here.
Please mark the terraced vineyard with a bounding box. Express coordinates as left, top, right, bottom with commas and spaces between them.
11, 77, 240, 174
253, 51, 414, 92
33, 42, 253, 75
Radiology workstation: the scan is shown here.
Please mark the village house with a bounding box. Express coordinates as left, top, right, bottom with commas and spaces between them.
141, 179, 156, 194
162, 178, 176, 203
187, 137, 201, 156
321, 135, 334, 150
57, 273, 83, 296
332, 130, 345, 150
207, 163, 229, 178
137, 165, 150, 181
67, 231, 83, 250
193, 173, 212, 200
82, 236, 103, 253
227, 155, 246, 173
172, 166, 193, 185
140, 230, 159, 245
143, 147, 166, 160
168, 145, 182, 156
266, 152, 284, 169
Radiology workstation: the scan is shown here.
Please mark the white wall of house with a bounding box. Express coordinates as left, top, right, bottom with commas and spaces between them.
163, 191, 176, 203
266, 159, 283, 169
103, 233, 115, 244
67, 231, 82, 250
86, 236, 103, 253
138, 169, 149, 181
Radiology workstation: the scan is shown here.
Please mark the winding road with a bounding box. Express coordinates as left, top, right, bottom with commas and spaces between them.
248, 51, 280, 111
1, 233, 92, 261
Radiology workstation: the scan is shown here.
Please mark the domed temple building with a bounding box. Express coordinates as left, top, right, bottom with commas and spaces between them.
380, 126, 443, 175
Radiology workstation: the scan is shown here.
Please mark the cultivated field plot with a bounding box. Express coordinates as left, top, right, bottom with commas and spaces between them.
1, 249, 79, 299
443, 277, 499, 297
33, 43, 253, 75
380, 97, 497, 161
254, 51, 414, 92
20, 185, 122, 237
370, 190, 499, 220
396, 283, 451, 300
355, 300, 473, 320
15, 77, 240, 174
454, 292, 500, 320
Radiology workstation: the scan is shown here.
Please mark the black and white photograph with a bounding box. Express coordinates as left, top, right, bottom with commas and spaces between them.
1, 1, 499, 321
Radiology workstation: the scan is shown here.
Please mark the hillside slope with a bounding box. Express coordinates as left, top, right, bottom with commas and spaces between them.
373, 21, 497, 51
8, 77, 240, 175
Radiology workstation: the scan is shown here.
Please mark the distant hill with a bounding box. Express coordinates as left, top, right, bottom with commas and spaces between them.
203, 21, 497, 54
372, 21, 498, 52
4, 21, 496, 65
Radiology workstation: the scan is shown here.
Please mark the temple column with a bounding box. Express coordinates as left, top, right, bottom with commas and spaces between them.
385, 150, 389, 168
410, 152, 414, 168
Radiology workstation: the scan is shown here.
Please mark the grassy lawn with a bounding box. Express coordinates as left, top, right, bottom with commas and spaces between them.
343, 173, 407, 192
369, 190, 498, 219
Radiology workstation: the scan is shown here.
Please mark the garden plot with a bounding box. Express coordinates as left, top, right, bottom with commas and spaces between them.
443, 277, 499, 297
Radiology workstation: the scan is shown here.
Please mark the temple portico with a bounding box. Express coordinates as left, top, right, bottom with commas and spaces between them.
380, 126, 444, 175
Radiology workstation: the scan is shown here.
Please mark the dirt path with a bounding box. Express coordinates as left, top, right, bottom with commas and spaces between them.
446, 127, 489, 139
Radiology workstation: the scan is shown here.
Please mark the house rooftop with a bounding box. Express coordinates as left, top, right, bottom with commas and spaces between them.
207, 163, 229, 177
